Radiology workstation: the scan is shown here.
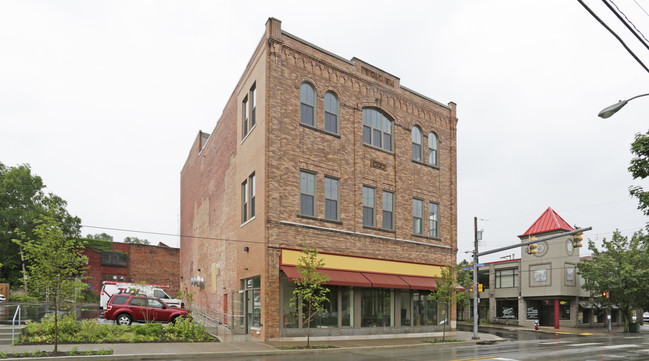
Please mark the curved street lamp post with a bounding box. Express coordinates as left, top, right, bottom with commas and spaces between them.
598, 93, 649, 118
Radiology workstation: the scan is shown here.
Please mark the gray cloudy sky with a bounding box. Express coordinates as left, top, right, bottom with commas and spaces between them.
1, 1, 648, 263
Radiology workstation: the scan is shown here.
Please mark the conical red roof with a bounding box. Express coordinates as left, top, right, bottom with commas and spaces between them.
518, 207, 573, 237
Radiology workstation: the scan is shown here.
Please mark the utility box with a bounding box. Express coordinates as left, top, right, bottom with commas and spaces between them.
629, 322, 639, 333
0, 283, 9, 301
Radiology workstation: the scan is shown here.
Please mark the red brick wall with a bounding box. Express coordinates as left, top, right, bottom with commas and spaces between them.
82, 242, 130, 297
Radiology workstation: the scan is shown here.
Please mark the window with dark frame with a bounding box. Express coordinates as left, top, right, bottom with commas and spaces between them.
428, 132, 438, 166
101, 251, 127, 267
249, 173, 255, 219
428, 202, 439, 238
324, 176, 339, 220
362, 108, 393, 151
250, 84, 256, 128
242, 95, 249, 138
495, 268, 519, 288
382, 191, 394, 230
300, 171, 315, 216
242, 83, 256, 139
412, 126, 422, 161
300, 82, 315, 126
363, 186, 375, 227
413, 198, 423, 235
324, 91, 338, 133
242, 179, 248, 223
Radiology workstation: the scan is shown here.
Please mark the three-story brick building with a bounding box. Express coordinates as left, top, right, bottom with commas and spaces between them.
180, 18, 459, 340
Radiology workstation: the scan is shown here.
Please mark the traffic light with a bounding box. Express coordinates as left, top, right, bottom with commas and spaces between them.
602, 291, 609, 299
573, 227, 583, 248
469, 284, 474, 293
478, 283, 484, 292
527, 243, 538, 255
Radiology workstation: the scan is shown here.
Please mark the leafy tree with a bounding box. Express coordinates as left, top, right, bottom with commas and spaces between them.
86, 233, 114, 242
629, 130, 649, 216
15, 211, 87, 353
577, 230, 649, 332
430, 265, 470, 341
0, 163, 80, 288
291, 247, 330, 348
124, 236, 150, 245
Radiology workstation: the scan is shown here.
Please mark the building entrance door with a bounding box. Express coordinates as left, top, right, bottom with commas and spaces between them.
539, 300, 555, 326
234, 276, 261, 335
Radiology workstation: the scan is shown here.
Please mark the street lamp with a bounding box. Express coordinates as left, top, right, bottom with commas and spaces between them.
598, 93, 649, 118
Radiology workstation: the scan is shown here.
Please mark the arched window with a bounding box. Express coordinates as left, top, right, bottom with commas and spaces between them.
362, 108, 393, 151
428, 132, 438, 166
300, 82, 315, 126
412, 126, 422, 161
324, 91, 338, 133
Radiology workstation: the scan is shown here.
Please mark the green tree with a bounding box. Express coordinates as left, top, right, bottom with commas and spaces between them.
629, 130, 649, 215
291, 247, 330, 348
15, 212, 87, 353
577, 230, 649, 332
0, 163, 80, 288
430, 265, 470, 341
86, 233, 114, 241
124, 236, 150, 245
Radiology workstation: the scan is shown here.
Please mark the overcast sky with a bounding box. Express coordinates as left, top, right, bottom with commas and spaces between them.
1, 1, 648, 263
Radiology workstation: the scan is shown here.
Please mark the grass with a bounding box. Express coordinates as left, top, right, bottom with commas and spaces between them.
0, 349, 112, 359
16, 313, 217, 344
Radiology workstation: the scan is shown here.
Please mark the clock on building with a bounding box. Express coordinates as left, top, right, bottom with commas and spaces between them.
566, 239, 574, 256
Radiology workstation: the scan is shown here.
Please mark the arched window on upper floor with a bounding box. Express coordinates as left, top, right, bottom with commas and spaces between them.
324, 91, 338, 134
412, 126, 422, 161
300, 82, 315, 127
428, 132, 438, 166
362, 108, 393, 152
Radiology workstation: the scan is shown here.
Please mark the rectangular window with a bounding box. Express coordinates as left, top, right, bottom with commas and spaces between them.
324, 176, 339, 220
360, 288, 393, 327
363, 186, 375, 227
242, 96, 249, 138
300, 103, 314, 126
249, 173, 256, 219
428, 202, 439, 238
413, 198, 423, 234
101, 251, 127, 267
400, 291, 411, 326
300, 171, 315, 216
250, 84, 256, 128
242, 179, 248, 223
495, 268, 518, 288
382, 191, 394, 230
413, 291, 436, 326
341, 288, 354, 327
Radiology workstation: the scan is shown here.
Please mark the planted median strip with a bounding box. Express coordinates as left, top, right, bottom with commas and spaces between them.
15, 313, 217, 345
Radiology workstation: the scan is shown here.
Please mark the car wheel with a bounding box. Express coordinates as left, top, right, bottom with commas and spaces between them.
116, 314, 132, 326
171, 316, 181, 324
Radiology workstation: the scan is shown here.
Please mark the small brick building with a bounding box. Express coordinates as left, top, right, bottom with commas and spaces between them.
180, 18, 459, 340
82, 242, 180, 298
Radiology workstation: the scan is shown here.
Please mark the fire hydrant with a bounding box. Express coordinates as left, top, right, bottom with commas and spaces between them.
534, 321, 539, 331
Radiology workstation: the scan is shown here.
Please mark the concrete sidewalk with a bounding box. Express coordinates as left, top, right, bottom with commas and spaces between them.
0, 330, 503, 360
471, 322, 640, 337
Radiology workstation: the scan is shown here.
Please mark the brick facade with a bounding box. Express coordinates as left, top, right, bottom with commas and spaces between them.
82, 243, 180, 298
180, 18, 458, 340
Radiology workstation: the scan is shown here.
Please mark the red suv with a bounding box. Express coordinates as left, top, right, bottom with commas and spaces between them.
104, 294, 190, 326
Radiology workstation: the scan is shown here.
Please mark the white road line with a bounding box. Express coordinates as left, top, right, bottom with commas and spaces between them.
566, 342, 603, 347
600, 344, 640, 349
539, 341, 572, 345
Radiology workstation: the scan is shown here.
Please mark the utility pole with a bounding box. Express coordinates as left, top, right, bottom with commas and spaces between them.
472, 217, 479, 340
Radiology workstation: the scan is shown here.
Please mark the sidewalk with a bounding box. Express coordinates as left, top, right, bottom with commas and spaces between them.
0, 330, 503, 360
467, 321, 638, 336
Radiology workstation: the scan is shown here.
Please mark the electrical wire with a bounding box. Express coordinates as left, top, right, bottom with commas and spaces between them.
578, 0, 649, 74
603, 0, 649, 51
632, 0, 649, 18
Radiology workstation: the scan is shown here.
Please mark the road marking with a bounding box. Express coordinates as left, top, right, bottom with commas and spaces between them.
579, 332, 593, 336
449, 358, 518, 361
566, 342, 603, 347
539, 341, 572, 345
601, 344, 640, 349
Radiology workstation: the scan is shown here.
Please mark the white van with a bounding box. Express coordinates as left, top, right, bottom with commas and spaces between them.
100, 281, 183, 309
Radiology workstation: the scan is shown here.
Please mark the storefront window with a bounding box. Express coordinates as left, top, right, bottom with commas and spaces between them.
341, 288, 354, 327
559, 300, 570, 320
312, 287, 338, 328
497, 299, 518, 319
400, 292, 411, 326
495, 269, 518, 288
361, 288, 393, 327
280, 277, 298, 328
413, 291, 437, 326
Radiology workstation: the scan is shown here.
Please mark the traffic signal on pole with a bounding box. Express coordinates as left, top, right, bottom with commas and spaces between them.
602, 291, 609, 299
527, 243, 538, 255
573, 227, 583, 248
478, 283, 483, 292
470, 284, 474, 293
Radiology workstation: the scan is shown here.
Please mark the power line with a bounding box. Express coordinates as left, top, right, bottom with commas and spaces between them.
578, 0, 649, 74
604, 0, 649, 51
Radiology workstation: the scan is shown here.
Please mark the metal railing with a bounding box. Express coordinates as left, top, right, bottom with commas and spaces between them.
12, 305, 21, 345
189, 304, 243, 332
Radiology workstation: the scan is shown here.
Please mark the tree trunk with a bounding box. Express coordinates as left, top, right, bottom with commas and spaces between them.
442, 305, 448, 341
54, 294, 58, 354
306, 303, 312, 348
19, 246, 28, 293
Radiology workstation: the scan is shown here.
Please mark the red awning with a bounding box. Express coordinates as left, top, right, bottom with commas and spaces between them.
362, 272, 410, 289
400, 275, 437, 290
280, 266, 372, 287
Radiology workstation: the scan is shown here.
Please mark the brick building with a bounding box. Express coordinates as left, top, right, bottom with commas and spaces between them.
82, 242, 180, 298
180, 18, 458, 340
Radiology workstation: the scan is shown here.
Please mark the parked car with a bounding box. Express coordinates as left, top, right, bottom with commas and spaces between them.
0, 294, 5, 303
643, 312, 649, 323
104, 294, 190, 326
100, 281, 182, 309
